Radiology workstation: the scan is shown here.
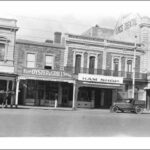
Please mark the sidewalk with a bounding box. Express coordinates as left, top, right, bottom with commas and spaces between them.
17, 105, 74, 111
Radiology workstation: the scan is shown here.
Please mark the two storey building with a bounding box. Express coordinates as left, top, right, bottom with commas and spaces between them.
63, 33, 147, 109
15, 32, 75, 108
0, 18, 18, 106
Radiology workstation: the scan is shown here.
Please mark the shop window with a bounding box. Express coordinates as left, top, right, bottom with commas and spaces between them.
78, 89, 89, 102
127, 60, 132, 72
75, 54, 81, 74
45, 55, 54, 70
26, 80, 36, 99
89, 56, 95, 74
26, 53, 35, 68
0, 43, 5, 61
45, 82, 58, 100
113, 58, 119, 76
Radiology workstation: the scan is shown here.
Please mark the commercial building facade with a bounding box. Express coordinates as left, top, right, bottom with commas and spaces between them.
0, 18, 18, 106
63, 33, 147, 109
15, 33, 76, 108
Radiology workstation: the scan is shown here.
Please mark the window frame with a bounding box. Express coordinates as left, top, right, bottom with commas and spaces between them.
26, 52, 36, 68
0, 42, 6, 61
44, 54, 55, 70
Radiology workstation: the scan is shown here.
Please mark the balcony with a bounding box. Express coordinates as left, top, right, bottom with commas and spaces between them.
64, 66, 147, 80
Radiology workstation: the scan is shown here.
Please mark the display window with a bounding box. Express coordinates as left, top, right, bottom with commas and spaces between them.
26, 80, 36, 99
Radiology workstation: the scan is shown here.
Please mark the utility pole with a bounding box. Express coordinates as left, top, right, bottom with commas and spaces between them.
132, 35, 137, 99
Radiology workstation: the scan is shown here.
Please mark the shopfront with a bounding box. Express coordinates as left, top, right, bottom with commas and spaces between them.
16, 68, 75, 108
76, 73, 124, 109
0, 73, 16, 106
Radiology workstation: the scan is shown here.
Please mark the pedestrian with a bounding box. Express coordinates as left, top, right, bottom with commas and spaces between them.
2, 91, 9, 108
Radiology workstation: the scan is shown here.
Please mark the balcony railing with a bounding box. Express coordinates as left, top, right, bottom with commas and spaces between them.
64, 66, 147, 80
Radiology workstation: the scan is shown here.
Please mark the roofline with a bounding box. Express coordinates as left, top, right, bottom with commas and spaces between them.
16, 39, 65, 49
65, 33, 142, 47
0, 25, 19, 31
0, 17, 17, 22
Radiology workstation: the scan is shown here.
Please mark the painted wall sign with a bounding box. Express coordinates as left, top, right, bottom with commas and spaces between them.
22, 68, 72, 78
78, 73, 123, 84
115, 18, 137, 34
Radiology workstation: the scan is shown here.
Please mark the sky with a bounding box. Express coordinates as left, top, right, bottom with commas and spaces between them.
1, 1, 150, 42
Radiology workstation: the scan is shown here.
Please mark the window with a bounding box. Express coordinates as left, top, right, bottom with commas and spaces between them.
0, 43, 5, 61
75, 54, 81, 74
113, 58, 119, 76
26, 53, 35, 68
89, 56, 95, 74
45, 55, 54, 70
127, 60, 132, 72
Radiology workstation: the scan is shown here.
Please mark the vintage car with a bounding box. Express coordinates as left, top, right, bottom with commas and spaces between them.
110, 99, 146, 114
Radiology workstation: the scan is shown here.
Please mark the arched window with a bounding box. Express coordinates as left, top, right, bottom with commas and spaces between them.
0, 43, 5, 61
113, 58, 119, 76
127, 60, 132, 72
89, 56, 95, 74
75, 54, 81, 74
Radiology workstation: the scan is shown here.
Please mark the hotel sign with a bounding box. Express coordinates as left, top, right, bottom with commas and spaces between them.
115, 18, 137, 34
22, 68, 72, 78
78, 73, 123, 84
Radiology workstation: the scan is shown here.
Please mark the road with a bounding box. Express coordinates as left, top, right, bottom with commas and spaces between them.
0, 107, 150, 137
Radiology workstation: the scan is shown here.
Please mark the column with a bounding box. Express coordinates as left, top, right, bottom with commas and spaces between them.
5, 80, 10, 107
72, 81, 78, 110
100, 89, 105, 107
11, 80, 15, 107
91, 90, 95, 108
15, 79, 20, 108
23, 80, 27, 105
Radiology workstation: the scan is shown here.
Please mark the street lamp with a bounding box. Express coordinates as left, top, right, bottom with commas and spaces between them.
132, 35, 137, 99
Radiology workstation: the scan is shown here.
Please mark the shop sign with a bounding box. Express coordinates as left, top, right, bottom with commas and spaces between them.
22, 68, 72, 78
78, 73, 123, 84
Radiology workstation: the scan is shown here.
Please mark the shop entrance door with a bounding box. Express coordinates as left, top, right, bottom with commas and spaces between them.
104, 89, 112, 108
95, 88, 101, 108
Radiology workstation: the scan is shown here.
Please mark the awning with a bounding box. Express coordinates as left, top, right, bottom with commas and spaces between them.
77, 81, 123, 89
18, 75, 75, 84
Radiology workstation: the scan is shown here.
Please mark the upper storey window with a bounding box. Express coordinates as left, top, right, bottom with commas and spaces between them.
45, 55, 54, 70
75, 54, 81, 74
0, 43, 5, 61
89, 56, 95, 74
127, 60, 132, 72
113, 58, 119, 76
26, 53, 35, 68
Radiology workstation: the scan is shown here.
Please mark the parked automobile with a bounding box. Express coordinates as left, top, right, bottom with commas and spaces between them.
110, 98, 146, 114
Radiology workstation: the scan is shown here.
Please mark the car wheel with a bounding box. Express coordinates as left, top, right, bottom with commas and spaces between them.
135, 106, 143, 114
111, 106, 119, 113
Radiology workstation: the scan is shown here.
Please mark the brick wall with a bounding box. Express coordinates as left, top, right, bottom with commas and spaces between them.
135, 55, 140, 72
15, 41, 65, 74
106, 52, 112, 70
97, 53, 103, 69
67, 47, 74, 67
121, 57, 125, 72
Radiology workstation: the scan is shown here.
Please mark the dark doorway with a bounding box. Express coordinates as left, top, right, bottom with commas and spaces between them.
104, 89, 112, 108
95, 88, 101, 108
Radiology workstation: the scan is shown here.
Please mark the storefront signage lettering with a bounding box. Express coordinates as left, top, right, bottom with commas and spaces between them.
115, 18, 137, 34
23, 68, 72, 78
78, 73, 123, 84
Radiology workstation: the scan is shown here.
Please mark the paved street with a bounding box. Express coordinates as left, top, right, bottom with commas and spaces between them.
0, 107, 150, 137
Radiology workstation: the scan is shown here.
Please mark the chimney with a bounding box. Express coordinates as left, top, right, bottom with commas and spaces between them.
45, 39, 53, 43
54, 32, 62, 44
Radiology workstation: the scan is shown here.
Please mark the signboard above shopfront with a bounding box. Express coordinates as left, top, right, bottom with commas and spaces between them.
78, 73, 123, 84
22, 68, 72, 78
